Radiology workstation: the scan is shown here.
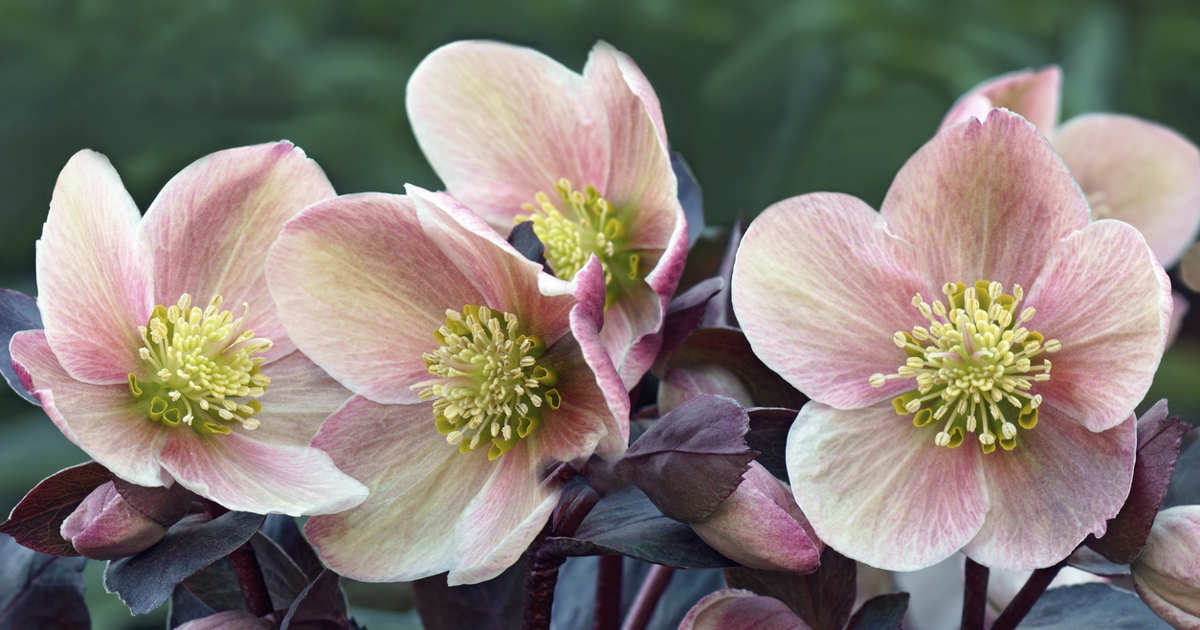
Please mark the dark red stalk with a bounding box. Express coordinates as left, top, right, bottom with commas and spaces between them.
620, 564, 674, 630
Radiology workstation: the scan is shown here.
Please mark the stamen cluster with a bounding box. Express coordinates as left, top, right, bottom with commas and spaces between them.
869, 281, 1061, 453
128, 294, 271, 435
517, 178, 640, 302
416, 305, 560, 460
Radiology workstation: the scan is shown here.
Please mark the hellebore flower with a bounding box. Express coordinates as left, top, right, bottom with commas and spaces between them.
691, 461, 822, 573
1132, 505, 1200, 627
678, 589, 809, 630
59, 481, 165, 560
732, 110, 1170, 571
406, 40, 688, 387
941, 68, 1200, 338
266, 185, 628, 584
10, 143, 368, 516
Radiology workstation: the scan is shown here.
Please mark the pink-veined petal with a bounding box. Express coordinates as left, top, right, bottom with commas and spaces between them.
406, 40, 609, 231
964, 409, 1135, 569
245, 350, 351, 448
731, 193, 926, 408
565, 257, 630, 459
38, 150, 152, 384
158, 429, 366, 517
786, 401, 988, 571
140, 142, 335, 363
304, 396, 494, 582
884, 109, 1090, 289
586, 41, 667, 150
939, 66, 1061, 137
11, 330, 168, 487
449, 442, 562, 585
1132, 506, 1200, 628
598, 280, 666, 388
679, 589, 809, 630
267, 193, 482, 405
1053, 113, 1200, 267
1025, 220, 1171, 432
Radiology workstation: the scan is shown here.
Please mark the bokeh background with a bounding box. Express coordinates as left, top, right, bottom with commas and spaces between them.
2, 0, 1199, 627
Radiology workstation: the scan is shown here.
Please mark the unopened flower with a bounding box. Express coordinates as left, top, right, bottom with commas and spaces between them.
406, 40, 688, 387
11, 143, 367, 516
266, 186, 628, 585
59, 481, 165, 560
733, 110, 1169, 571
679, 589, 808, 630
691, 461, 821, 573
1132, 505, 1200, 627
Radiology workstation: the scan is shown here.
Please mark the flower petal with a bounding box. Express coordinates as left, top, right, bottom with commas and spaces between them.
158, 430, 367, 517
406, 40, 608, 230
267, 193, 483, 404
731, 193, 926, 408
786, 401, 987, 571
38, 150, 152, 384
448, 442, 562, 585
176, 611, 270, 630
883, 108, 1089, 288
679, 589, 809, 630
245, 350, 351, 448
939, 66, 1061, 137
304, 396, 494, 582
963, 409, 1135, 569
599, 280, 667, 387
10, 330, 168, 487
1053, 113, 1200, 267
140, 142, 335, 363
1025, 220, 1171, 432
1132, 506, 1200, 628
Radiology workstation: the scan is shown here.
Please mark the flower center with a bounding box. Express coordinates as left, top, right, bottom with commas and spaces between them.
516, 178, 640, 306
416, 305, 560, 460
127, 294, 271, 436
869, 281, 1061, 453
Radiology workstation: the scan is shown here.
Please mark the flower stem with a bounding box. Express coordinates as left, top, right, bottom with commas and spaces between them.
594, 556, 623, 630
990, 561, 1064, 630
522, 540, 566, 630
620, 565, 674, 630
961, 558, 989, 630
201, 501, 271, 616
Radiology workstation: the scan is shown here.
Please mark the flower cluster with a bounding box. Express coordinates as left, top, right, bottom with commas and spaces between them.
3, 41, 1199, 630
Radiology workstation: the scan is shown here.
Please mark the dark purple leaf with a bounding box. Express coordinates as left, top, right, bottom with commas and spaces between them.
261, 515, 323, 580
656, 277, 725, 366
660, 327, 808, 410
0, 288, 42, 405
725, 547, 857, 630
0, 461, 112, 556
169, 580, 222, 628
506, 220, 546, 268
104, 511, 264, 614
702, 219, 743, 327
846, 593, 909, 629
250, 533, 310, 610
413, 557, 526, 630
543, 486, 734, 569
615, 395, 756, 523
1088, 400, 1186, 563
279, 569, 352, 630
0, 533, 89, 629
1019, 583, 1169, 628
671, 151, 704, 248
745, 407, 799, 480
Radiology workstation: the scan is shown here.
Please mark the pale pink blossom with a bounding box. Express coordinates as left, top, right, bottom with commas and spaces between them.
11, 143, 367, 516
678, 589, 809, 630
266, 185, 628, 585
406, 40, 688, 388
732, 110, 1169, 571
1133, 505, 1200, 628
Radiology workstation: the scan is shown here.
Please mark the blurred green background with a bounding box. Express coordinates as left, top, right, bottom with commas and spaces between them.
2, 0, 1199, 627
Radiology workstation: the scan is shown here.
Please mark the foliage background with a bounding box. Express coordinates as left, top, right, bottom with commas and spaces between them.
1, 0, 1199, 627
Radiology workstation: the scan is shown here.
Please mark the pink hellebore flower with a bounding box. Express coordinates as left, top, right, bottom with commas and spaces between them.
265, 186, 628, 585
678, 589, 809, 630
406, 40, 688, 388
941, 67, 1200, 339
1132, 505, 1200, 628
732, 110, 1170, 571
691, 461, 822, 573
10, 143, 368, 516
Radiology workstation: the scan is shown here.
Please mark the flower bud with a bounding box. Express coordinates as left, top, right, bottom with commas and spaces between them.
1132, 505, 1200, 627
175, 611, 271, 629
59, 481, 166, 560
658, 362, 753, 414
679, 588, 809, 630
691, 461, 821, 572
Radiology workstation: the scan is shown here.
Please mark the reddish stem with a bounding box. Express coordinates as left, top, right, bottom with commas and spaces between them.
620, 565, 674, 630
961, 558, 989, 630
990, 562, 1064, 630
594, 556, 623, 630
